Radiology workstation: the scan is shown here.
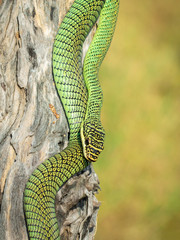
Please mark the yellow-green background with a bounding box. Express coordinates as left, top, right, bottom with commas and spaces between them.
95, 1, 180, 239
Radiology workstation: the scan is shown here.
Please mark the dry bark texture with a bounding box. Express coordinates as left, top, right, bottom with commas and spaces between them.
0, 0, 100, 239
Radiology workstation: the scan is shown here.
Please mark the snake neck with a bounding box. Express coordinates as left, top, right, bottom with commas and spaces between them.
80, 0, 119, 161
85, 92, 103, 121
83, 0, 119, 121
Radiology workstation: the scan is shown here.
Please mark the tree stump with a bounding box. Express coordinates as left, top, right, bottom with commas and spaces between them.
0, 0, 100, 239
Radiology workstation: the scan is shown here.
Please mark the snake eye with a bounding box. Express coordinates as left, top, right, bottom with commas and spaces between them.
85, 138, 89, 146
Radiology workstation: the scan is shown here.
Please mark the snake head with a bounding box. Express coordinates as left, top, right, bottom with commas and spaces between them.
81, 118, 105, 162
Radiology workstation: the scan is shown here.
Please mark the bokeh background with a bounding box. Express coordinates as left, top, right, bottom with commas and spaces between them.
94, 1, 180, 239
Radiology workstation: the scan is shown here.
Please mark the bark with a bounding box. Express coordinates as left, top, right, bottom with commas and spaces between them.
0, 0, 100, 239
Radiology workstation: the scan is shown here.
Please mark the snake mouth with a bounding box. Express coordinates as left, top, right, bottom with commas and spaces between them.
85, 149, 100, 162
86, 154, 98, 162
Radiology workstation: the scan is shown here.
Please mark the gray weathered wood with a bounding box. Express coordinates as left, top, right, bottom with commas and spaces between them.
0, 0, 100, 239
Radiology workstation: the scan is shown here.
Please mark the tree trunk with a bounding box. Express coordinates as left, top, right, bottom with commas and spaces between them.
0, 0, 100, 239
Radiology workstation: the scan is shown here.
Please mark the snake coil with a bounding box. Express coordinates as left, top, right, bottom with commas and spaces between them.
24, 0, 119, 239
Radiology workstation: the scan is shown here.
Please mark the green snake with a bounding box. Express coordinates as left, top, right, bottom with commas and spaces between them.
24, 0, 119, 239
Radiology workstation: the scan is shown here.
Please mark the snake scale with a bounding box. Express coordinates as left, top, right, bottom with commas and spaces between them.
24, 0, 119, 239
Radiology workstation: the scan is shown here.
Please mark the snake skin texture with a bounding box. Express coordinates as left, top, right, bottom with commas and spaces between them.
84, 0, 119, 119
81, 0, 119, 162
24, 0, 119, 239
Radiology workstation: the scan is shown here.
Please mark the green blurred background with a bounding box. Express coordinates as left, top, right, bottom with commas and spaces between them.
94, 1, 180, 239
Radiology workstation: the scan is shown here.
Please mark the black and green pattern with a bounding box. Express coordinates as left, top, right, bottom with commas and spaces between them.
24, 0, 119, 239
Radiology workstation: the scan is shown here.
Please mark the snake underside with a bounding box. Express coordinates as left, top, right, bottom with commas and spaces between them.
24, 0, 119, 239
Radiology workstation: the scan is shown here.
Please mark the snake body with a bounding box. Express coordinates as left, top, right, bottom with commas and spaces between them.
24, 0, 119, 239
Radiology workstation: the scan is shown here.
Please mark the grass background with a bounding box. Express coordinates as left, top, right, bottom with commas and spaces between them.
94, 1, 180, 239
